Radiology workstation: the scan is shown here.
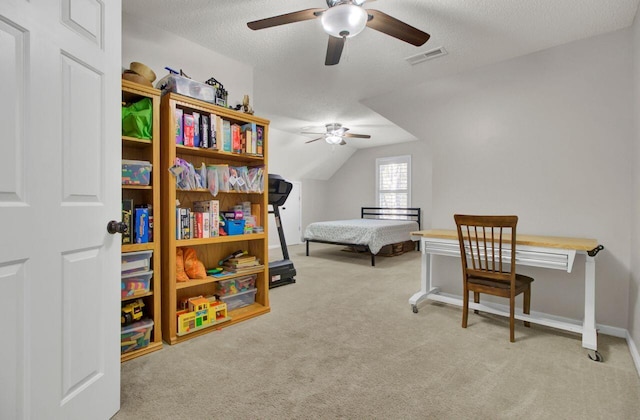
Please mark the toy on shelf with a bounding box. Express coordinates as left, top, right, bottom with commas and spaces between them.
121, 299, 145, 325
176, 295, 230, 336
218, 249, 247, 266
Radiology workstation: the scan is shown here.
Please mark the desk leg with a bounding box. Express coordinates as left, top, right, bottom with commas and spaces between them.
409, 242, 438, 313
583, 255, 598, 352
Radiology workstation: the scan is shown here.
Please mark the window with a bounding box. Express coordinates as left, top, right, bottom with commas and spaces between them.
376, 155, 411, 208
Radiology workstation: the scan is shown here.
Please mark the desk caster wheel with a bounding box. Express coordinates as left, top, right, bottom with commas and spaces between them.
588, 350, 603, 362
412, 305, 418, 314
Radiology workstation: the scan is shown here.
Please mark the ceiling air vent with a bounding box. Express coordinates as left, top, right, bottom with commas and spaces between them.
405, 47, 447, 65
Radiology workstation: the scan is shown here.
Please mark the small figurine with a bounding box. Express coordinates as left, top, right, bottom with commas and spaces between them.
242, 94, 254, 115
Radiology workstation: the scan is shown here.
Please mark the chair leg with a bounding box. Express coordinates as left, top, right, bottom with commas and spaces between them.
509, 295, 515, 343
473, 292, 480, 314
523, 286, 531, 328
462, 286, 469, 329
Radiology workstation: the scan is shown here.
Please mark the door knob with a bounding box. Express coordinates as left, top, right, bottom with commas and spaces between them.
107, 220, 128, 235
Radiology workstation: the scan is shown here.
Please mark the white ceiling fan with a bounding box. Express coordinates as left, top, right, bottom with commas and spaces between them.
302, 123, 371, 145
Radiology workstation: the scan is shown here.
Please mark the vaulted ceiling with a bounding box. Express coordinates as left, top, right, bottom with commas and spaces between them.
123, 0, 639, 150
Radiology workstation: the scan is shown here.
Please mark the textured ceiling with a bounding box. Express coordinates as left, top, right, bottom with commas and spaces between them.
123, 0, 639, 149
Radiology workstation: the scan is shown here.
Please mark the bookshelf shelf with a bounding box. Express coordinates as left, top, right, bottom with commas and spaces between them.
175, 266, 266, 290
123, 184, 153, 190
122, 243, 155, 253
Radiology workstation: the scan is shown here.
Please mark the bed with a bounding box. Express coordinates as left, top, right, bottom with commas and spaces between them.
304, 207, 421, 266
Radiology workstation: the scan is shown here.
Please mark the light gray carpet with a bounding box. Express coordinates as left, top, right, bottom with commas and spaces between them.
115, 243, 640, 419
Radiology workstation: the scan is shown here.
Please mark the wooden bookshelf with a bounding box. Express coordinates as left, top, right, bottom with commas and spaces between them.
120, 80, 163, 361
160, 92, 270, 345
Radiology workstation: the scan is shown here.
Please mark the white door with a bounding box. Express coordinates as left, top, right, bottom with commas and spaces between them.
0, 1, 121, 419
281, 181, 302, 245
268, 181, 302, 252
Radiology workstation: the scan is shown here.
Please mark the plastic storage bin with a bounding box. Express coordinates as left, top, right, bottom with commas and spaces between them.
219, 287, 257, 310
214, 274, 257, 296
121, 270, 153, 298
122, 159, 152, 185
121, 318, 154, 354
156, 74, 215, 103
121, 250, 152, 274
224, 219, 245, 236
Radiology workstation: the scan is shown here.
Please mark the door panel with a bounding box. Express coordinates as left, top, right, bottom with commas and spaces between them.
0, 261, 26, 419
61, 53, 103, 202
0, 16, 26, 204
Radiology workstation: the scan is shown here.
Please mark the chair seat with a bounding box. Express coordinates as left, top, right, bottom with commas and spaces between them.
468, 274, 534, 296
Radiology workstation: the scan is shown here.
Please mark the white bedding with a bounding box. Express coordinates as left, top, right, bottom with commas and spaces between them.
303, 218, 419, 254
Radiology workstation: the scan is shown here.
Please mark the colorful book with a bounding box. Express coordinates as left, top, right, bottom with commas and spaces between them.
147, 204, 153, 242
222, 119, 231, 152
193, 112, 200, 148
209, 113, 218, 150
241, 123, 257, 154
134, 206, 149, 244
256, 126, 263, 155
194, 212, 203, 239
175, 108, 183, 145
122, 199, 134, 244
202, 212, 210, 238
200, 114, 210, 148
183, 114, 195, 147
231, 123, 241, 153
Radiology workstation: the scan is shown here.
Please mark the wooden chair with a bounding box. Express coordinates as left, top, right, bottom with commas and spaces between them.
454, 215, 534, 342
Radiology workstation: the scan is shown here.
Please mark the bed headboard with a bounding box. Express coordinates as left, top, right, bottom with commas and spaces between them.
361, 207, 421, 229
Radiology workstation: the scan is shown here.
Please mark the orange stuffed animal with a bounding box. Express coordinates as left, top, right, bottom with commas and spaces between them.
182, 247, 206, 279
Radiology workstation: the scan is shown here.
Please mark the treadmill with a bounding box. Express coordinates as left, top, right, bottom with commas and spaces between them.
268, 174, 297, 288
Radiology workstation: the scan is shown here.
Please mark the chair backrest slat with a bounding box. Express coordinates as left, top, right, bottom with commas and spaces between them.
454, 215, 518, 284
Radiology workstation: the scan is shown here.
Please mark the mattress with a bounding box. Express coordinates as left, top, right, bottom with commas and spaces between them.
303, 218, 419, 254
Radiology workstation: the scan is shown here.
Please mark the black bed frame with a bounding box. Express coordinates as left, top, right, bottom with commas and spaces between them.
305, 207, 421, 266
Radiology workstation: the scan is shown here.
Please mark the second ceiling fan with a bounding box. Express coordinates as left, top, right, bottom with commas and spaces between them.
247, 0, 430, 65
303, 123, 370, 145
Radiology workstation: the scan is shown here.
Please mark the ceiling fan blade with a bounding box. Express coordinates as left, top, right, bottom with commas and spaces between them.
366, 9, 430, 46
305, 137, 324, 144
247, 8, 324, 30
325, 36, 345, 66
339, 140, 347, 145
343, 133, 371, 139
300, 132, 326, 135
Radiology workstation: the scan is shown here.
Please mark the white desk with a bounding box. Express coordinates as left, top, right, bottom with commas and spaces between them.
409, 229, 604, 353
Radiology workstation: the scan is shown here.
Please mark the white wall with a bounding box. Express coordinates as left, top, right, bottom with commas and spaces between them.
360, 29, 634, 328
122, 13, 253, 108
631, 10, 640, 359
323, 141, 433, 229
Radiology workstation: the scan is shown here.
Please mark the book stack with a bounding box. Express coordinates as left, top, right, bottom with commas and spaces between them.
222, 255, 262, 273
122, 199, 152, 244
192, 200, 219, 238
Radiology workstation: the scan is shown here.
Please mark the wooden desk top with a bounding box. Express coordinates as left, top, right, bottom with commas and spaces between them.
411, 229, 598, 252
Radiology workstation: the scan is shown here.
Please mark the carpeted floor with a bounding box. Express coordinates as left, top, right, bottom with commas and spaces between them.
115, 243, 640, 419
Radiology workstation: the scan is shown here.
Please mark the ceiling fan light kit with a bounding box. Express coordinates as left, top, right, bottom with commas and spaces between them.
321, 4, 368, 38
326, 135, 343, 145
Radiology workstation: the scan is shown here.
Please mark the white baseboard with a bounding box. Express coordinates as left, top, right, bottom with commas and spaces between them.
626, 331, 640, 378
